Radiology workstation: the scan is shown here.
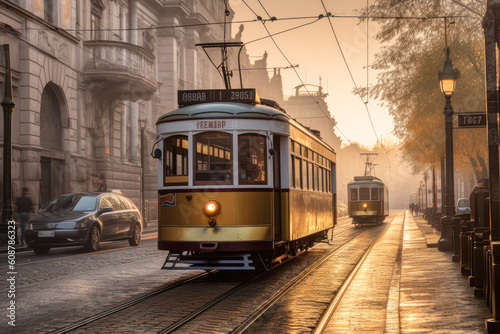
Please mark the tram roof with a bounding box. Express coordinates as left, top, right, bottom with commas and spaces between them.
348, 176, 385, 186
157, 102, 290, 123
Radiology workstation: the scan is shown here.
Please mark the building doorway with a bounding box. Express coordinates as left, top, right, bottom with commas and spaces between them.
40, 157, 65, 207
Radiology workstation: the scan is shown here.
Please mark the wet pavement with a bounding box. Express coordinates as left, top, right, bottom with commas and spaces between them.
0, 213, 494, 333
325, 212, 491, 333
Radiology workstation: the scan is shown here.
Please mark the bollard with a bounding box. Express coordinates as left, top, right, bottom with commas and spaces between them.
485, 242, 500, 333
434, 211, 442, 231
461, 221, 474, 275
453, 213, 472, 262
486, 245, 492, 309
470, 228, 490, 296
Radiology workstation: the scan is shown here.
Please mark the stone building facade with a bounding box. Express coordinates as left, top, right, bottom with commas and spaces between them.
0, 0, 230, 217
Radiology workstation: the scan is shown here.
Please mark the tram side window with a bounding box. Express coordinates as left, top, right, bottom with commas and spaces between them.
359, 188, 370, 201
164, 136, 188, 186
371, 188, 379, 201
293, 156, 302, 189
302, 160, 308, 190
194, 132, 232, 185
350, 188, 358, 201
239, 134, 266, 185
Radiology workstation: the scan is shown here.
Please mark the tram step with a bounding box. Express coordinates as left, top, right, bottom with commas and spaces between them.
162, 251, 255, 270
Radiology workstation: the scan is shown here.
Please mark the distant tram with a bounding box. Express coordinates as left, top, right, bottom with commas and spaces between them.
347, 176, 389, 225
154, 88, 337, 270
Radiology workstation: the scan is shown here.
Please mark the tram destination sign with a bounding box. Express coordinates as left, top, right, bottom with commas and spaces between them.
178, 89, 258, 106
457, 112, 487, 128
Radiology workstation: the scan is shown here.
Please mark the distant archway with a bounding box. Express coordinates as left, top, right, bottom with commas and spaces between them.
40, 84, 63, 151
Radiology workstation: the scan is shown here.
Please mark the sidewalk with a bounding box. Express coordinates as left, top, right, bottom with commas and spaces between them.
402, 213, 491, 333
325, 211, 491, 333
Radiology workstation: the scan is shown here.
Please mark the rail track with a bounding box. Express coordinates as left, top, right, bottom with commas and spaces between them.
47, 215, 396, 333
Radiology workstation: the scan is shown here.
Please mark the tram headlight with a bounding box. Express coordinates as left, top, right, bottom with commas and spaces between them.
203, 200, 221, 218
363, 203, 368, 210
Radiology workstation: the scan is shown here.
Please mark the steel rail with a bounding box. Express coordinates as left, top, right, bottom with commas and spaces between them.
229, 220, 391, 334
48, 271, 215, 334
158, 222, 357, 334
312, 211, 406, 334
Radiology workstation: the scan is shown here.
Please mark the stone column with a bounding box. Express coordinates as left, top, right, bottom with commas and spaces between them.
129, 0, 139, 163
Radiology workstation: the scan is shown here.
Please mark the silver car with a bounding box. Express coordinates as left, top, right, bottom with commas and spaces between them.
456, 198, 471, 214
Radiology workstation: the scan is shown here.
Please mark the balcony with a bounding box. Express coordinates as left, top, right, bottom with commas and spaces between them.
83, 40, 158, 102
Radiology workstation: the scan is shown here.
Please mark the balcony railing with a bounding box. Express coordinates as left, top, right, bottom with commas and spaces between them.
83, 40, 157, 101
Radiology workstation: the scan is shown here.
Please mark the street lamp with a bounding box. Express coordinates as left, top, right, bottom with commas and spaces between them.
438, 47, 459, 251
139, 118, 147, 228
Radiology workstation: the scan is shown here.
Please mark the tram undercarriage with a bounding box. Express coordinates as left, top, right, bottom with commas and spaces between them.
161, 231, 332, 271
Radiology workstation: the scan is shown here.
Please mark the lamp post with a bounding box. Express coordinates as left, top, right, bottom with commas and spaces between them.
438, 47, 459, 251
139, 118, 147, 228
1, 45, 15, 243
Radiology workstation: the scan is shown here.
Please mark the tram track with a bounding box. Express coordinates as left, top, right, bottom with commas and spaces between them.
48, 271, 215, 334
312, 211, 406, 333
230, 214, 397, 334
47, 216, 378, 334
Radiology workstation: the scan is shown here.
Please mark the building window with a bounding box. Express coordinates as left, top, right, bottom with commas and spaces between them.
91, 11, 101, 40
194, 132, 232, 185
40, 85, 62, 151
164, 136, 188, 186
238, 134, 266, 185
44, 0, 55, 24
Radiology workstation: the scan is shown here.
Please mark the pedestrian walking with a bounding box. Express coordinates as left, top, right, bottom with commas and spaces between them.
97, 174, 107, 192
15, 187, 34, 246
415, 204, 420, 216
410, 202, 415, 215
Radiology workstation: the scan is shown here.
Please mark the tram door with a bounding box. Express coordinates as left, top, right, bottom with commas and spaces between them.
273, 135, 282, 241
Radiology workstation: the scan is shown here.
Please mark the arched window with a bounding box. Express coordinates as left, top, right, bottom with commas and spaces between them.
40, 85, 62, 151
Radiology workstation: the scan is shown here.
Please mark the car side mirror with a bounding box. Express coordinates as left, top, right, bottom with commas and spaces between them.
99, 206, 113, 214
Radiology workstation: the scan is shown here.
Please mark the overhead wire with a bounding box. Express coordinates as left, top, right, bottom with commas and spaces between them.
240, 0, 364, 157
319, 0, 391, 168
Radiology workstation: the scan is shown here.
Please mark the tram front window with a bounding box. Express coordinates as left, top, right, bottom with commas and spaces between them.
194, 132, 232, 185
359, 188, 370, 201
239, 134, 267, 184
164, 136, 188, 186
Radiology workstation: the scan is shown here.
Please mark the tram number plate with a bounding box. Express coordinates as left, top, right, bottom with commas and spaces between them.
457, 113, 486, 128
178, 89, 257, 106
38, 231, 55, 237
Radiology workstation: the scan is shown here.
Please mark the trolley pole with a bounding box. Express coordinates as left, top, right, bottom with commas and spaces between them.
1, 44, 15, 243
483, 1, 500, 331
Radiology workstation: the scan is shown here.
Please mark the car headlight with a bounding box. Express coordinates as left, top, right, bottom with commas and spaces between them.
74, 219, 89, 229
203, 200, 221, 218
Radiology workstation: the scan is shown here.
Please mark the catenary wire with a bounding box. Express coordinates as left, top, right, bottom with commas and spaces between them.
240, 0, 364, 157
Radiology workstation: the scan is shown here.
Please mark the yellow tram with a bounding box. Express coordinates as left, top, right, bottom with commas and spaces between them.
153, 88, 337, 270
347, 176, 389, 225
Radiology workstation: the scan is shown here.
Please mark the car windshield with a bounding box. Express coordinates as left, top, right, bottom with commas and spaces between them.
458, 199, 470, 207
42, 195, 98, 212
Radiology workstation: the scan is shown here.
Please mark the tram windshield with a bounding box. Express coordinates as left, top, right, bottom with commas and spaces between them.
194, 132, 232, 185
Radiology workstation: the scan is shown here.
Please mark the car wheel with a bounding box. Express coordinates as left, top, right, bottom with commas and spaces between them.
33, 247, 50, 255
129, 223, 141, 246
85, 225, 100, 252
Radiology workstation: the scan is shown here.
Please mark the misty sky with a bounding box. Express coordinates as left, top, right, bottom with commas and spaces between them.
229, 0, 393, 148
